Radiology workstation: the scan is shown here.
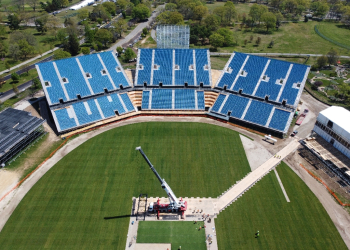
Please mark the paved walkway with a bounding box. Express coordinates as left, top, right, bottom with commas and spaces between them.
217, 139, 300, 211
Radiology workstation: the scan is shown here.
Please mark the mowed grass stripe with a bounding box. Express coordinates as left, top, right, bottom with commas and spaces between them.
216, 162, 347, 250
0, 122, 250, 249
137, 221, 206, 250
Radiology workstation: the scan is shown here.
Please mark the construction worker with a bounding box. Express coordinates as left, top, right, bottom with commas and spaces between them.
256, 230, 260, 238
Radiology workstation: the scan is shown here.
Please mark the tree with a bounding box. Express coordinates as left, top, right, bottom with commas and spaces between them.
204, 14, 220, 31
10, 31, 37, 47
57, 28, 67, 42
78, 9, 89, 20
33, 78, 41, 89
117, 46, 123, 55
224, 1, 236, 23
0, 25, 7, 38
317, 55, 328, 68
132, 4, 150, 21
91, 5, 111, 22
124, 48, 136, 62
275, 12, 283, 29
35, 15, 48, 34
113, 19, 128, 38
28, 0, 39, 12
209, 33, 224, 49
62, 0, 69, 7
64, 34, 80, 56
11, 73, 20, 82
213, 6, 227, 24
156, 11, 184, 25
9, 44, 20, 60
193, 5, 208, 23
249, 4, 267, 25
81, 47, 90, 55
12, 84, 19, 96
54, 49, 71, 60
0, 40, 8, 58
256, 37, 261, 46
102, 1, 116, 15
142, 27, 148, 36
190, 24, 211, 45
18, 39, 35, 59
216, 28, 234, 46
311, 1, 329, 17
95, 29, 113, 47
165, 3, 177, 11
8, 14, 20, 30
45, 15, 61, 38
5, 61, 11, 71
327, 49, 339, 66
261, 12, 276, 32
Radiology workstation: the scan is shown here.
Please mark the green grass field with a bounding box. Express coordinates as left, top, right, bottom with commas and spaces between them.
0, 122, 346, 249
316, 22, 350, 48
137, 221, 206, 250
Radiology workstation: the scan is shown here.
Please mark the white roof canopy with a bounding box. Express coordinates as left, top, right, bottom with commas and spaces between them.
320, 106, 350, 134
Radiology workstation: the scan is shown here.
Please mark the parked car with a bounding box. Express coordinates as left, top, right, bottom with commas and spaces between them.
0, 92, 4, 96
291, 131, 298, 137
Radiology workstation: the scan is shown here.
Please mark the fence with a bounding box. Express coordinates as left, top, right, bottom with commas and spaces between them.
314, 25, 350, 51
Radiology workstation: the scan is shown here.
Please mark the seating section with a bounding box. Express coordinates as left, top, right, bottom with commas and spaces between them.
220, 94, 250, 118
175, 89, 195, 109
137, 49, 152, 85
99, 52, 130, 88
37, 51, 131, 105
78, 54, 115, 94
211, 94, 226, 113
216, 52, 309, 107
244, 100, 273, 126
197, 91, 205, 110
232, 55, 267, 95
53, 108, 77, 131
52, 93, 135, 132
268, 109, 292, 131
153, 49, 173, 85
141, 89, 204, 110
279, 63, 307, 105
175, 49, 194, 86
135, 49, 211, 86
37, 62, 67, 104
216, 52, 248, 89
254, 60, 290, 101
195, 50, 210, 86
142, 91, 150, 109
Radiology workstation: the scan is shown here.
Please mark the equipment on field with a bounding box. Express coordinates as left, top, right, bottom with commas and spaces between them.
136, 146, 187, 219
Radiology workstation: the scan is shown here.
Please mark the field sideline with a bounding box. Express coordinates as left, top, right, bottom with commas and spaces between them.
0, 122, 346, 249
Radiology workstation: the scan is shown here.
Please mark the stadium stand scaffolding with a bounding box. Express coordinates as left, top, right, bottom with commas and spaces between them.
0, 108, 45, 166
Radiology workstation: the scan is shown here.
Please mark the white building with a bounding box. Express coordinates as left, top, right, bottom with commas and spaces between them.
313, 106, 350, 159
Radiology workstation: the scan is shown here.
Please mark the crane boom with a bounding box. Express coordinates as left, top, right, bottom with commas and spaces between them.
136, 146, 182, 208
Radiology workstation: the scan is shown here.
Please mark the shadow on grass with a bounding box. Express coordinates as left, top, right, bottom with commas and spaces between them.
104, 214, 135, 220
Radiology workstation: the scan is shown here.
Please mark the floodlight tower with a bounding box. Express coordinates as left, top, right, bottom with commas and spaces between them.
136, 146, 187, 219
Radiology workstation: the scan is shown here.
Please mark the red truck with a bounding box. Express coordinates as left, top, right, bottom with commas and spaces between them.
295, 109, 309, 125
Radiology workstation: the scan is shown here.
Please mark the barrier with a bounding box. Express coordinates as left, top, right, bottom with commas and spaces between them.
299, 163, 350, 207
314, 25, 350, 50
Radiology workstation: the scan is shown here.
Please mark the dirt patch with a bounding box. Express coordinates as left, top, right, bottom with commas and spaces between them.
211, 69, 222, 87
0, 170, 20, 199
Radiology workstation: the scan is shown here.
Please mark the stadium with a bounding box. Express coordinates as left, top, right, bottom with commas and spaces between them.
0, 47, 348, 250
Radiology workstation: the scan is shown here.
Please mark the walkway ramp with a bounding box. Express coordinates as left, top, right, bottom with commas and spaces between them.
217, 139, 300, 212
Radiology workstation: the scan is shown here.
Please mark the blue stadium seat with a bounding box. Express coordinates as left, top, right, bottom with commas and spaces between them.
37, 62, 67, 104
175, 49, 194, 86
153, 49, 173, 85
151, 89, 172, 109
99, 52, 130, 88
54, 108, 77, 131
142, 91, 150, 109
96, 95, 126, 117
72, 99, 102, 125
78, 54, 115, 93
109, 93, 127, 114
217, 52, 247, 89
55, 58, 92, 99
211, 94, 226, 112
120, 93, 135, 112
254, 60, 290, 101
137, 49, 152, 85
195, 49, 210, 86
220, 94, 250, 118
279, 63, 308, 106
174, 89, 195, 109
197, 91, 205, 110
268, 109, 292, 131
233, 55, 268, 95
244, 100, 273, 126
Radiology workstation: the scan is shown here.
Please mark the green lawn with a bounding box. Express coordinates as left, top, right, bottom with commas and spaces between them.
0, 68, 38, 92
210, 56, 230, 70
0, 123, 346, 249
216, 162, 347, 250
316, 22, 350, 48
137, 221, 206, 250
206, 2, 252, 16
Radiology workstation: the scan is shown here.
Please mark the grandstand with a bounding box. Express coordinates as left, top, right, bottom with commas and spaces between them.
0, 108, 45, 166
36, 51, 136, 133
134, 49, 212, 87
36, 49, 308, 137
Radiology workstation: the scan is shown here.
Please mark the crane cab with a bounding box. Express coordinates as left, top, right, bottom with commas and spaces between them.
148, 202, 154, 212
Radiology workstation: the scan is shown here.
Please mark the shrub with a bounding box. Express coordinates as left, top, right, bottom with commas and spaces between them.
81, 47, 90, 55
11, 73, 20, 82
314, 81, 323, 87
